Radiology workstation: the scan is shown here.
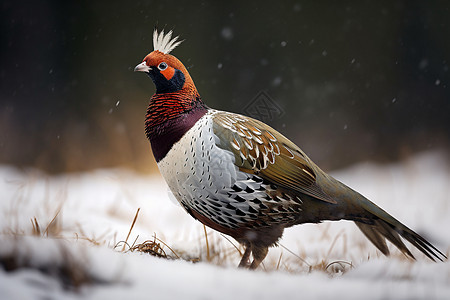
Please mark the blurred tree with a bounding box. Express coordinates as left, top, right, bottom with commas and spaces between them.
0, 0, 449, 173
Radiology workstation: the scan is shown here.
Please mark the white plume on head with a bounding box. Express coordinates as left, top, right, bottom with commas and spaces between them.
153, 29, 183, 54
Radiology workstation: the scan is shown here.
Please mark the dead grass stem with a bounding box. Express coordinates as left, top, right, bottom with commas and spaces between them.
122, 207, 140, 252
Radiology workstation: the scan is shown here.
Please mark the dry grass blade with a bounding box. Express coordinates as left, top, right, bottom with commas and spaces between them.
220, 233, 242, 256
130, 237, 167, 258
124, 233, 182, 261
279, 243, 311, 267
44, 205, 62, 237
31, 217, 41, 236
152, 235, 181, 259
203, 225, 211, 262
122, 208, 140, 252
276, 252, 283, 270
326, 260, 353, 272
29, 209, 63, 238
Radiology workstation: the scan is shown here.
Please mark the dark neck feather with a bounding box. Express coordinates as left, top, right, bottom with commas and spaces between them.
145, 92, 208, 162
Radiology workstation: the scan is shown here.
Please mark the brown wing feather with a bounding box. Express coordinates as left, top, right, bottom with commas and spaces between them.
213, 111, 337, 204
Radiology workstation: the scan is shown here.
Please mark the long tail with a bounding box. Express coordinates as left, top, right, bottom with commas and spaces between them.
354, 199, 447, 262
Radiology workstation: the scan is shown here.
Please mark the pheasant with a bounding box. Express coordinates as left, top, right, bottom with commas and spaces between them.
134, 29, 446, 269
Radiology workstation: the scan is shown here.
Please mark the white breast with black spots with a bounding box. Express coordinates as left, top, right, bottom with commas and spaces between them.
157, 111, 273, 228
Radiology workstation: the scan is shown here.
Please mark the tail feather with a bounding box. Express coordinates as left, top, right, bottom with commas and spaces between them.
355, 222, 390, 256
354, 199, 446, 262
375, 219, 413, 258
356, 219, 415, 258
391, 224, 445, 262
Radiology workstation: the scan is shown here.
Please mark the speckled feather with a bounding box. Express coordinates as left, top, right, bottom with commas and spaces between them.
212, 111, 337, 204
157, 111, 303, 233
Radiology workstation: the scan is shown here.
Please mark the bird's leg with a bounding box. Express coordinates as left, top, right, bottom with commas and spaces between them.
238, 246, 252, 268
249, 246, 268, 270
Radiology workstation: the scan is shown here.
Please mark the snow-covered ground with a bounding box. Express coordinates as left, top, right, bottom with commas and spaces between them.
0, 151, 449, 299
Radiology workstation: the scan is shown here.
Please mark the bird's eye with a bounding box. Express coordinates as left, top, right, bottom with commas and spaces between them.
158, 62, 168, 71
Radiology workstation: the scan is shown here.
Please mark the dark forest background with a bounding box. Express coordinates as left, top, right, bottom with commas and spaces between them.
1, 1, 449, 173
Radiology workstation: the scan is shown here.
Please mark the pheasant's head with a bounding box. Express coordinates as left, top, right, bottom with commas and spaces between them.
135, 30, 207, 161
135, 30, 197, 95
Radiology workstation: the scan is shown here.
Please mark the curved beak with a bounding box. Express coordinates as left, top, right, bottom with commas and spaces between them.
134, 62, 151, 73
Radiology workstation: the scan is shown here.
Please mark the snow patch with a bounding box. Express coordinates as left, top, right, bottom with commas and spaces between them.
0, 151, 449, 299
